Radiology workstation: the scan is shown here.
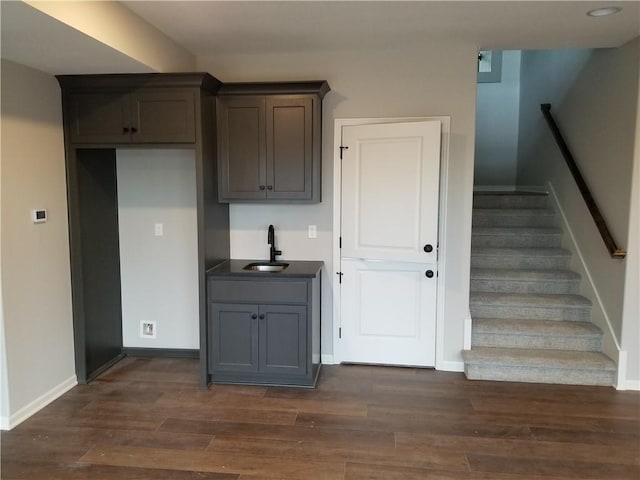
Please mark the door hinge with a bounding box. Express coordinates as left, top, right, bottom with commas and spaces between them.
339, 145, 349, 159
339, 327, 342, 339
337, 271, 343, 284
339, 236, 342, 248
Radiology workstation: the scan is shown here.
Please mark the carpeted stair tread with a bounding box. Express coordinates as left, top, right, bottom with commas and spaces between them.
473, 208, 557, 227
471, 247, 571, 257
473, 193, 549, 209
473, 318, 601, 337
470, 268, 580, 281
470, 292, 591, 308
473, 227, 562, 236
463, 347, 616, 371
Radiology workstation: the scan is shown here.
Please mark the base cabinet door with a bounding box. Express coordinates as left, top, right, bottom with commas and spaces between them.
259, 305, 307, 375
209, 303, 259, 373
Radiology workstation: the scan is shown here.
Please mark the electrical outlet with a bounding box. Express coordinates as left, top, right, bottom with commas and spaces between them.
308, 225, 317, 238
140, 321, 157, 339
154, 223, 163, 236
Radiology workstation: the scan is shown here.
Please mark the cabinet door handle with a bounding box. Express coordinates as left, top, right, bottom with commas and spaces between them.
258, 314, 265, 320
259, 185, 266, 191
267, 185, 273, 191
123, 127, 130, 133
251, 314, 257, 319
130, 127, 138, 133
425, 270, 434, 278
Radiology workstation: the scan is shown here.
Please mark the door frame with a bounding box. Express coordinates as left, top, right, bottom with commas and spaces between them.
332, 116, 451, 369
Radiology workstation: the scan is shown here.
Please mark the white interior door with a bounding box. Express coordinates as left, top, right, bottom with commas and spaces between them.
340, 121, 441, 366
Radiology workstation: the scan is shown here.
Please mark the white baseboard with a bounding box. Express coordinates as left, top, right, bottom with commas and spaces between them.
437, 360, 464, 372
617, 379, 640, 391
321, 354, 335, 365
0, 374, 77, 431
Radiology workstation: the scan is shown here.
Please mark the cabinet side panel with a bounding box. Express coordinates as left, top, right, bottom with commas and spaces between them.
76, 149, 123, 379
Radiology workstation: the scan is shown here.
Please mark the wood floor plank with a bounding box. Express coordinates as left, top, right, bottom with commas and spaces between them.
296, 411, 534, 440
161, 418, 395, 450
81, 398, 298, 426
395, 431, 640, 466
367, 404, 640, 434
209, 436, 468, 471
80, 444, 346, 480
466, 453, 640, 479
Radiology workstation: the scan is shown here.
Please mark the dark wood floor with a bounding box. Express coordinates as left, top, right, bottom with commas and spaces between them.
2, 357, 639, 479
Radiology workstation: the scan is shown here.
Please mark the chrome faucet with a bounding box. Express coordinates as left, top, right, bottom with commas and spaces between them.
267, 224, 282, 263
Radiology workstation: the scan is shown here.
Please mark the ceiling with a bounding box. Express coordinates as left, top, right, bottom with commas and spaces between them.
123, 1, 640, 55
1, 1, 639, 75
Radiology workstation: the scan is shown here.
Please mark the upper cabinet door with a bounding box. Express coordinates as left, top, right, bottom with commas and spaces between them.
217, 96, 267, 201
265, 96, 313, 201
67, 93, 131, 144
65, 91, 197, 145
131, 91, 196, 144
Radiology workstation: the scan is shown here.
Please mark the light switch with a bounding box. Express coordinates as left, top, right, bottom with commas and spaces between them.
154, 223, 163, 236
308, 225, 317, 238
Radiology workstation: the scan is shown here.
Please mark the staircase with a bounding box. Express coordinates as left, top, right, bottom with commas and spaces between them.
463, 192, 617, 386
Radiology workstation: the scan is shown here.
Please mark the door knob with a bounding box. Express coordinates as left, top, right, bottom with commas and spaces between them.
251, 314, 257, 319
259, 185, 266, 190
424, 244, 433, 253
425, 270, 434, 278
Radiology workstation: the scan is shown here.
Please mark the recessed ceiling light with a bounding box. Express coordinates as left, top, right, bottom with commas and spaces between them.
586, 6, 622, 17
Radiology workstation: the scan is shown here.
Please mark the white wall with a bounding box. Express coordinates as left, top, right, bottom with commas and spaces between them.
117, 149, 199, 350
474, 50, 521, 187
198, 42, 478, 366
517, 38, 640, 384
0, 59, 76, 429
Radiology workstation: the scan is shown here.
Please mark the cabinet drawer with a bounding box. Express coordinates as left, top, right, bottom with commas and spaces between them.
208, 279, 308, 304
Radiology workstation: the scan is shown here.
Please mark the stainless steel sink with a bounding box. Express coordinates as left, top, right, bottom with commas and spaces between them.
243, 262, 289, 272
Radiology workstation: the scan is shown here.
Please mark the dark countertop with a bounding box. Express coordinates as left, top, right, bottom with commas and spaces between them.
207, 259, 323, 278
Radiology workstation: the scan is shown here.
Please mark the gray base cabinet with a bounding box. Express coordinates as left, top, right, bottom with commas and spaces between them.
207, 271, 321, 387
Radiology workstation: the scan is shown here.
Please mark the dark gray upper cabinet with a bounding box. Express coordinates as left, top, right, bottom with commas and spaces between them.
58, 74, 216, 145
216, 81, 330, 203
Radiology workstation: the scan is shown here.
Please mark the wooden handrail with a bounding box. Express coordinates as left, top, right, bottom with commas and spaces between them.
540, 104, 626, 259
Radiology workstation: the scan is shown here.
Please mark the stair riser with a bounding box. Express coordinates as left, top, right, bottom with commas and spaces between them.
472, 234, 562, 248
464, 364, 615, 386
470, 279, 580, 295
470, 304, 591, 321
473, 214, 557, 228
473, 196, 548, 209
471, 255, 571, 270
472, 333, 602, 351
